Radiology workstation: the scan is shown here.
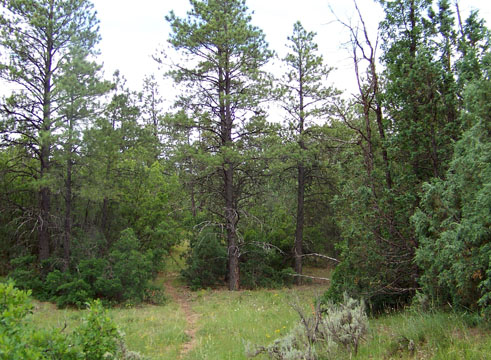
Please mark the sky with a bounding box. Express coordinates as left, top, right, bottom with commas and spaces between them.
85, 0, 491, 101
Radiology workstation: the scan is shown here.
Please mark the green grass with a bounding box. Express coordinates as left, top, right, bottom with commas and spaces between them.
30, 300, 187, 359
359, 311, 491, 360
110, 304, 187, 359
186, 286, 328, 359
28, 262, 490, 359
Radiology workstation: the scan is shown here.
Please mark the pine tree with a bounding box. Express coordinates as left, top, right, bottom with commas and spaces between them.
163, 0, 273, 290
56, 47, 110, 269
0, 0, 102, 262
277, 21, 338, 283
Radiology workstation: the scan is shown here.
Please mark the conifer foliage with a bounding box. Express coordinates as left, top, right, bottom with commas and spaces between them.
164, 0, 273, 290
0, 0, 489, 317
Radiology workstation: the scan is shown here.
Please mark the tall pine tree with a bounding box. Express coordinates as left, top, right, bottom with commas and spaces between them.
277, 21, 338, 283
0, 0, 102, 262
163, 0, 272, 290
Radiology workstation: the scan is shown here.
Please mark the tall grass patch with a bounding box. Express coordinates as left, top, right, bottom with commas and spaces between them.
185, 286, 329, 359
30, 301, 188, 359
357, 311, 491, 360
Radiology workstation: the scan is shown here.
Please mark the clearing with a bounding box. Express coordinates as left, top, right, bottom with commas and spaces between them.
30, 263, 490, 359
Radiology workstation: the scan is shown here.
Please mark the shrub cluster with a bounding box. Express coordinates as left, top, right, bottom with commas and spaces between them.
181, 228, 227, 290
0, 281, 145, 359
182, 226, 295, 290
9, 229, 162, 307
240, 242, 295, 289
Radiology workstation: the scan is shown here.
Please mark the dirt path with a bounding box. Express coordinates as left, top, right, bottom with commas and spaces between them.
164, 275, 200, 359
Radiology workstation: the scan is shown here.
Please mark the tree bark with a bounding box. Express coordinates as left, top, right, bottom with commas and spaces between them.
294, 164, 305, 285
294, 59, 306, 285
218, 48, 240, 291
39, 182, 50, 261
63, 144, 73, 271
101, 196, 109, 235
226, 164, 239, 290
63, 160, 72, 271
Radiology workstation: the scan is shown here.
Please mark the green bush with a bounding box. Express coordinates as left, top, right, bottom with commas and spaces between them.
182, 228, 227, 290
413, 69, 491, 313
29, 330, 83, 360
8, 228, 161, 308
0, 282, 144, 359
143, 284, 167, 305
78, 258, 122, 300
0, 281, 81, 359
55, 279, 92, 309
8, 255, 45, 298
323, 242, 412, 313
0, 281, 40, 359
183, 226, 295, 290
43, 261, 117, 308
44, 270, 74, 301
240, 242, 293, 289
75, 300, 121, 359
110, 228, 153, 302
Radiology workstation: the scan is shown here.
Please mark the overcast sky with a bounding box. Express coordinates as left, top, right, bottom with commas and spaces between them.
93, 0, 490, 99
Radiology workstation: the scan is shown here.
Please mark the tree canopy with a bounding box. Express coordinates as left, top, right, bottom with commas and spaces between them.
0, 0, 489, 316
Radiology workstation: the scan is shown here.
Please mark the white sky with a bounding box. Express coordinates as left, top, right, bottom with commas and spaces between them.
92, 0, 491, 103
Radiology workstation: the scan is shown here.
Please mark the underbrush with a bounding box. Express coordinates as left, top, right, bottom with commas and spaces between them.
0, 281, 146, 359
8, 229, 165, 308
181, 228, 295, 291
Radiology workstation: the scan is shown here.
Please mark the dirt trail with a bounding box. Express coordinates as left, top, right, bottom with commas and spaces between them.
164, 274, 200, 359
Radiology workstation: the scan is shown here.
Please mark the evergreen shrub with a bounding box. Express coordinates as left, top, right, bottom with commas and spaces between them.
8, 228, 159, 308
8, 255, 45, 298
240, 242, 294, 289
182, 228, 227, 290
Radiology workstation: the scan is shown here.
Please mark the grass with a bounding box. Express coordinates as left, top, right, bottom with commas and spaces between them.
30, 299, 187, 359
185, 286, 328, 359
29, 282, 490, 359
27, 252, 490, 359
358, 311, 491, 360
110, 304, 187, 359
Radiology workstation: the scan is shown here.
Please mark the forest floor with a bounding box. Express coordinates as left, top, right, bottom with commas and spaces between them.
30, 249, 491, 359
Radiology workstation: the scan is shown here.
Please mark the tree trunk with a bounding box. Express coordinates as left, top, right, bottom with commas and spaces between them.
371, 62, 392, 190
39, 182, 50, 261
190, 184, 197, 218
294, 62, 306, 285
219, 49, 240, 291
225, 164, 239, 290
101, 196, 109, 235
63, 155, 72, 271
294, 164, 305, 285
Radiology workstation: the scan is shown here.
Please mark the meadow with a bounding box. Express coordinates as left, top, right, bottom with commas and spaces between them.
29, 259, 491, 360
